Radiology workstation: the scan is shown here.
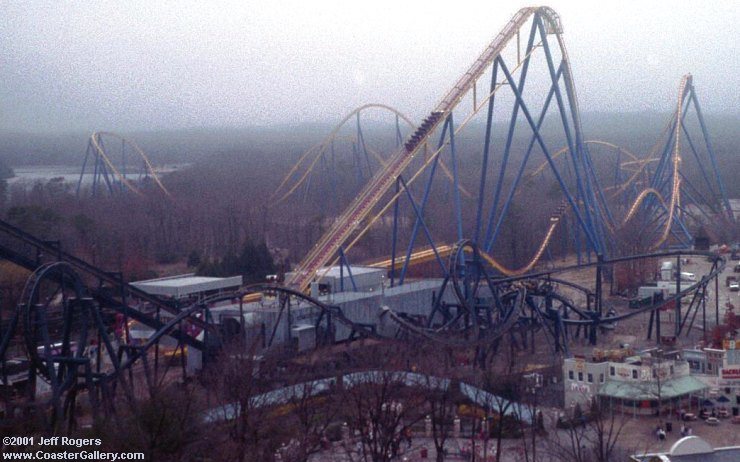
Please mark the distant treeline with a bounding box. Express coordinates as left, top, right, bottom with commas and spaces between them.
0, 110, 736, 295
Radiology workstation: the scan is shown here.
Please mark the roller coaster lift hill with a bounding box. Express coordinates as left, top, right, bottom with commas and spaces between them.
0, 6, 733, 429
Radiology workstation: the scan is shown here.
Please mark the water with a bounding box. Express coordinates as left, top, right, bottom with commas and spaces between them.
6, 164, 190, 188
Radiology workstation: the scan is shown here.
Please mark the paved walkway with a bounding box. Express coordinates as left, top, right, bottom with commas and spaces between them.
309, 436, 532, 461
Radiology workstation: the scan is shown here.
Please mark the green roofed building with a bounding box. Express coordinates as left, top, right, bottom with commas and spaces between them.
564, 348, 709, 417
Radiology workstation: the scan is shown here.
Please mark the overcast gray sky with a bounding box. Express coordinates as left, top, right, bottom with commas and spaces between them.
1, 0, 738, 132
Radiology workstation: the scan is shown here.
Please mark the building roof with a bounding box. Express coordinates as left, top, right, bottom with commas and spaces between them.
598, 375, 707, 400
632, 436, 740, 462
131, 273, 243, 298
317, 265, 385, 279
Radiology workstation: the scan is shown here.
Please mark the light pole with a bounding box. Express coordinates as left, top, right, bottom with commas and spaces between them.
524, 372, 543, 461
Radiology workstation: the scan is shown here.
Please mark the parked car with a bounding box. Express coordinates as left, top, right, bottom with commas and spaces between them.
682, 413, 697, 421
705, 417, 720, 426
731, 415, 740, 424
718, 408, 730, 418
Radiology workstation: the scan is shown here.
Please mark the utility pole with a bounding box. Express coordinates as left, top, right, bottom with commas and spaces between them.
676, 255, 681, 336
525, 372, 543, 462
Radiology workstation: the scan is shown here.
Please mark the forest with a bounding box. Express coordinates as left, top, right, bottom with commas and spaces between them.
0, 111, 737, 304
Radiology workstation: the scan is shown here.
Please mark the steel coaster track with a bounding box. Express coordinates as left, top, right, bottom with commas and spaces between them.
529, 140, 641, 178
614, 75, 730, 248
531, 75, 728, 249
654, 75, 690, 248
288, 7, 561, 292
424, 248, 725, 346
384, 287, 527, 347
269, 104, 469, 206
80, 131, 171, 197
0, 218, 207, 350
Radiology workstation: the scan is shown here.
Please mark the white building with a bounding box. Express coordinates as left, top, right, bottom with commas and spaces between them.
131, 273, 243, 301
631, 436, 740, 462
286, 265, 385, 294
684, 339, 740, 414
563, 348, 707, 416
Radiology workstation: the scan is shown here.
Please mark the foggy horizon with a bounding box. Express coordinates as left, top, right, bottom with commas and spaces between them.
2, 0, 739, 133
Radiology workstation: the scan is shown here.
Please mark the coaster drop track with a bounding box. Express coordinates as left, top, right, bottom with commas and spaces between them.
77, 131, 171, 198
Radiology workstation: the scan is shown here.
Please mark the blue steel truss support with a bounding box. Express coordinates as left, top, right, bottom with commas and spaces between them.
494, 56, 600, 254
680, 120, 718, 203
484, 65, 563, 253
395, 114, 403, 148
582, 144, 616, 238
650, 117, 679, 191
652, 89, 691, 192
91, 153, 99, 196
93, 140, 116, 195
638, 80, 730, 244
330, 140, 338, 210
96, 155, 114, 197
447, 114, 465, 243
689, 86, 733, 222
390, 178, 401, 288
474, 59, 499, 246
337, 247, 357, 292
77, 146, 90, 198
397, 176, 448, 277
639, 202, 692, 248
96, 138, 116, 195
645, 94, 690, 215
484, 19, 538, 251
535, 15, 605, 257
397, 118, 451, 285
351, 141, 362, 185
679, 170, 718, 216
356, 112, 373, 179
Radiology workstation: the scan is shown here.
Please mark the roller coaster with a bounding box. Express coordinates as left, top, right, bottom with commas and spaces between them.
77, 131, 171, 198
269, 103, 470, 211
284, 8, 732, 293
0, 6, 734, 429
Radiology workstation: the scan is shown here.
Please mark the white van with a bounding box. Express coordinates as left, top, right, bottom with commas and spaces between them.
680, 272, 696, 282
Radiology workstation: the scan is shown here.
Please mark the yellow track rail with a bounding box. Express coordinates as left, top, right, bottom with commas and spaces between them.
89, 132, 171, 197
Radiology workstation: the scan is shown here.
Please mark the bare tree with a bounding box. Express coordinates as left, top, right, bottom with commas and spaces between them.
341, 369, 425, 462
413, 344, 459, 462
545, 397, 631, 462
278, 370, 340, 462
203, 340, 282, 462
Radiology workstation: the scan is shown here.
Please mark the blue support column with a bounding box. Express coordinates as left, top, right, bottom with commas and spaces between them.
484, 19, 539, 247
338, 247, 358, 292
690, 88, 733, 221
474, 60, 499, 246
395, 114, 403, 148
398, 119, 451, 283
447, 114, 464, 243
77, 144, 91, 197
484, 66, 562, 253
536, 15, 603, 256
397, 177, 448, 278
356, 112, 373, 178
496, 56, 600, 253
390, 177, 401, 287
